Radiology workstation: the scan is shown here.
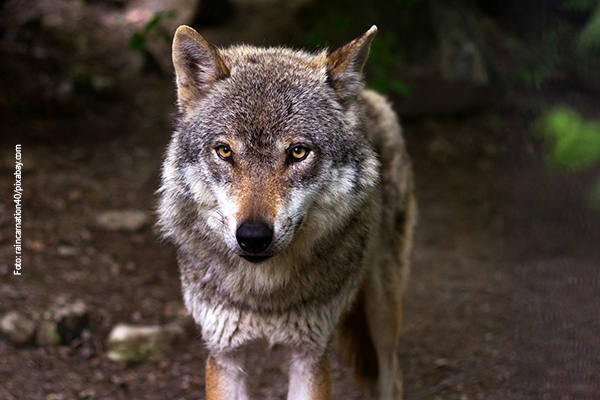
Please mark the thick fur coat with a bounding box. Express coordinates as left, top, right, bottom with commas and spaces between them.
157, 25, 416, 400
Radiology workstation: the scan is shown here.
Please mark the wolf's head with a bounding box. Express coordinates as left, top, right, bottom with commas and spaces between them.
160, 26, 380, 264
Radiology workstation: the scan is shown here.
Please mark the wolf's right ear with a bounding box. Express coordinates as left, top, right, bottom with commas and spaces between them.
326, 26, 377, 103
172, 25, 230, 111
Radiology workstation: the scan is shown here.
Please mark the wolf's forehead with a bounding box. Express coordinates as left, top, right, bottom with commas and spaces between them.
223, 47, 327, 88
192, 47, 339, 146
207, 62, 331, 133
223, 46, 327, 71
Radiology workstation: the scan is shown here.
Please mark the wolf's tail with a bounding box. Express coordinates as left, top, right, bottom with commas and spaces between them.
337, 288, 379, 393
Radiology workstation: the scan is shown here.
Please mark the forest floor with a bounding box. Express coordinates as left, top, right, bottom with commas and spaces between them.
1, 0, 600, 399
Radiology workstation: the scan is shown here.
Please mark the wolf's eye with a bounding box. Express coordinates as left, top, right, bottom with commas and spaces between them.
216, 145, 233, 160
290, 146, 309, 161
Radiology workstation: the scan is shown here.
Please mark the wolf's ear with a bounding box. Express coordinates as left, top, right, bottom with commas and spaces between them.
326, 25, 377, 102
172, 25, 230, 111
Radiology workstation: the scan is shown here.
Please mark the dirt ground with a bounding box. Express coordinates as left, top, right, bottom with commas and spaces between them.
1, 1, 600, 399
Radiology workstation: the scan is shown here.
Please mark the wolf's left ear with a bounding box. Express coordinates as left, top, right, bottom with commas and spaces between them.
172, 25, 230, 111
326, 25, 377, 102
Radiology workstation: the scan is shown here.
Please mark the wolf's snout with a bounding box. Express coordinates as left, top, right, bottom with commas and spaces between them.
236, 221, 273, 253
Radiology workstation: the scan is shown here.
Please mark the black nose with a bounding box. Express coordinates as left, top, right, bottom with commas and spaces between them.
236, 221, 273, 254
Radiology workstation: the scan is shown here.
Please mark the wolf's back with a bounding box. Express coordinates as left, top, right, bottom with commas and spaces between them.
337, 89, 417, 392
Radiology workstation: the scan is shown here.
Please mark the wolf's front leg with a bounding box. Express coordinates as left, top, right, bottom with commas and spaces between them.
206, 355, 248, 400
287, 352, 331, 400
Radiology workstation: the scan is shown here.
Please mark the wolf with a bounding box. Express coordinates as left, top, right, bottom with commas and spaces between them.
157, 24, 416, 400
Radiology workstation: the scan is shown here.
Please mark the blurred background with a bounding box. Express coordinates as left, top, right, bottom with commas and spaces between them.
1, 0, 600, 398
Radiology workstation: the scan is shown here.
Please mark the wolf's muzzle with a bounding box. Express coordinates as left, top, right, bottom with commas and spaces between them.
236, 221, 273, 255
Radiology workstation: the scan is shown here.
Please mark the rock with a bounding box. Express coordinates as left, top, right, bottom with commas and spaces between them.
95, 210, 150, 232
106, 323, 186, 362
36, 320, 61, 346
363, 0, 496, 116
0, 311, 36, 345
78, 388, 96, 399
434, 358, 455, 369
37, 298, 89, 345
57, 245, 79, 258
431, 1, 488, 85
91, 75, 117, 97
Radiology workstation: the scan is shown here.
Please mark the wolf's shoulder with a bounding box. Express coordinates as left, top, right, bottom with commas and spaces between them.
359, 89, 406, 155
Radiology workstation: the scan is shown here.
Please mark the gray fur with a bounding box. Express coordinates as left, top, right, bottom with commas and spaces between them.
158, 25, 415, 399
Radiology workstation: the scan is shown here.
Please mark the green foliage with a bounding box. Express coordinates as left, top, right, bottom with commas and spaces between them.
21, 273, 47, 285
517, 1, 600, 89
538, 107, 600, 207
129, 11, 177, 52
368, 33, 410, 95
563, 0, 598, 12
305, 12, 353, 48
562, 0, 600, 53
517, 31, 559, 90
304, 7, 411, 97
538, 107, 600, 171
577, 5, 600, 52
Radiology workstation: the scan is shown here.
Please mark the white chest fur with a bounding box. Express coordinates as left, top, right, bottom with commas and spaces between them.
183, 288, 355, 356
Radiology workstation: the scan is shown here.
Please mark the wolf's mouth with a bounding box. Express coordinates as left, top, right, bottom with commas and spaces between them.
241, 255, 273, 263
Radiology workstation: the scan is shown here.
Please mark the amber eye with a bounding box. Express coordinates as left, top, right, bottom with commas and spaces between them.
290, 146, 309, 161
216, 145, 232, 160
